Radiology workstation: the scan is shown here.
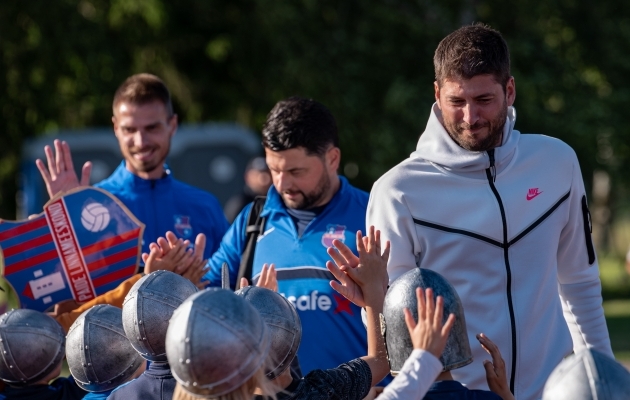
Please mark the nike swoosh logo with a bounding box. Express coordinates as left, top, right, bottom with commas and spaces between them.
257, 227, 275, 242
526, 191, 542, 201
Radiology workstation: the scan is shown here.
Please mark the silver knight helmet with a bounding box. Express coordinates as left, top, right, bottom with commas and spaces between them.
235, 286, 301, 379
166, 288, 271, 397
382, 267, 472, 374
66, 304, 145, 392
0, 309, 65, 386
542, 348, 630, 399
122, 270, 198, 362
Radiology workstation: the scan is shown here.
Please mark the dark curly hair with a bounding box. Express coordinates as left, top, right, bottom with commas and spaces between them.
262, 97, 339, 156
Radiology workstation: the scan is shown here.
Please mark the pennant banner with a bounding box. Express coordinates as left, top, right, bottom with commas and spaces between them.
0, 187, 144, 312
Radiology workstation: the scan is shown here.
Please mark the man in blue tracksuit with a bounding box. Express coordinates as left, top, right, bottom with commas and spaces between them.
37, 74, 228, 259
95, 161, 226, 259
204, 97, 373, 376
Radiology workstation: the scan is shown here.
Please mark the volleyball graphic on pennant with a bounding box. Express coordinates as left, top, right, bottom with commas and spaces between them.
81, 202, 111, 233
0, 187, 144, 311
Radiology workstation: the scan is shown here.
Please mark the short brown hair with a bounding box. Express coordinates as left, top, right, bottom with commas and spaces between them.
112, 73, 173, 116
434, 24, 510, 88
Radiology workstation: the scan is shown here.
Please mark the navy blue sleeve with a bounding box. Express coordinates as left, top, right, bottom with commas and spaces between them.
300, 358, 372, 400
202, 203, 251, 288
54, 376, 89, 400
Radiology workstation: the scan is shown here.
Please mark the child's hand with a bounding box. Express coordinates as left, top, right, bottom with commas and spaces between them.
143, 232, 190, 274
182, 259, 209, 290
240, 263, 278, 291
180, 234, 208, 289
404, 287, 456, 359
477, 333, 515, 400
326, 226, 390, 307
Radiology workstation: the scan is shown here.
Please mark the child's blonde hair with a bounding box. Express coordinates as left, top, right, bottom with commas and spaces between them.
173, 365, 278, 400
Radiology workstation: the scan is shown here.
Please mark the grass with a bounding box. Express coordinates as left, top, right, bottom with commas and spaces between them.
600, 255, 630, 299
596, 253, 630, 362
604, 298, 630, 361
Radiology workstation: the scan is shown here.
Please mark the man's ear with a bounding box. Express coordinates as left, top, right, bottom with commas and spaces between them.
434, 81, 442, 109
327, 147, 341, 172
112, 116, 121, 139
505, 77, 516, 107
168, 114, 179, 137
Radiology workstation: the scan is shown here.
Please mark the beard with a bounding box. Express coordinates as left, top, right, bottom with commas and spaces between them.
125, 142, 170, 174
281, 172, 331, 210
444, 103, 508, 152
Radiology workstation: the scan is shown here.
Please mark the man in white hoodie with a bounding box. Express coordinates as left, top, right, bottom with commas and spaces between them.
367, 24, 613, 400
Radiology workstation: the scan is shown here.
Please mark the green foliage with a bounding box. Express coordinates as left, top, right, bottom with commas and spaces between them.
1, 0, 630, 218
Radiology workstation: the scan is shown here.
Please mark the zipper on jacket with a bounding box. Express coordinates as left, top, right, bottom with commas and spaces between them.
488, 149, 497, 183
486, 148, 517, 395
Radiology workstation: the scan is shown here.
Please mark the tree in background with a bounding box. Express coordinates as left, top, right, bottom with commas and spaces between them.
1, 0, 630, 234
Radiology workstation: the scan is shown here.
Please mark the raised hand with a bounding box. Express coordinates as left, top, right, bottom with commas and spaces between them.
182, 257, 209, 290
258, 264, 278, 291
404, 287, 456, 359
239, 264, 278, 292
175, 233, 206, 274
477, 333, 515, 400
143, 232, 191, 274
181, 234, 208, 289
36, 140, 91, 198
327, 230, 361, 270
326, 226, 390, 308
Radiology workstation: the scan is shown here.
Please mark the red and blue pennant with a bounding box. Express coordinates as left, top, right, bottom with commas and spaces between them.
0, 187, 144, 311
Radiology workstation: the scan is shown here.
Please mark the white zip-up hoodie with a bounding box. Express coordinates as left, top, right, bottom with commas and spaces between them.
367, 104, 612, 400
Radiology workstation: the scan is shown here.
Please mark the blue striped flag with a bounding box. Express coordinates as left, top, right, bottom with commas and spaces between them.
0, 187, 144, 311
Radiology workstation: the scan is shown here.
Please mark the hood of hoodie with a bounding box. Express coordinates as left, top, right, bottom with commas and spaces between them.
412, 103, 519, 176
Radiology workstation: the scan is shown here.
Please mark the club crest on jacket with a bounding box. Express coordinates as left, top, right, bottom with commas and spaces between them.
174, 215, 192, 238
321, 224, 346, 248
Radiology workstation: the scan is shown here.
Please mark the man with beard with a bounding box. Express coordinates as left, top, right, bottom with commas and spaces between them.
367, 24, 612, 400
204, 97, 372, 376
37, 74, 228, 260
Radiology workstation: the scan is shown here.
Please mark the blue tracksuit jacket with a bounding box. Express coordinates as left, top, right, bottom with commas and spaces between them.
96, 161, 228, 260
204, 176, 370, 374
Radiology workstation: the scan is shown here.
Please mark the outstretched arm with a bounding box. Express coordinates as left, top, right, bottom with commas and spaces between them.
326, 226, 390, 386
36, 139, 91, 198
376, 288, 455, 400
